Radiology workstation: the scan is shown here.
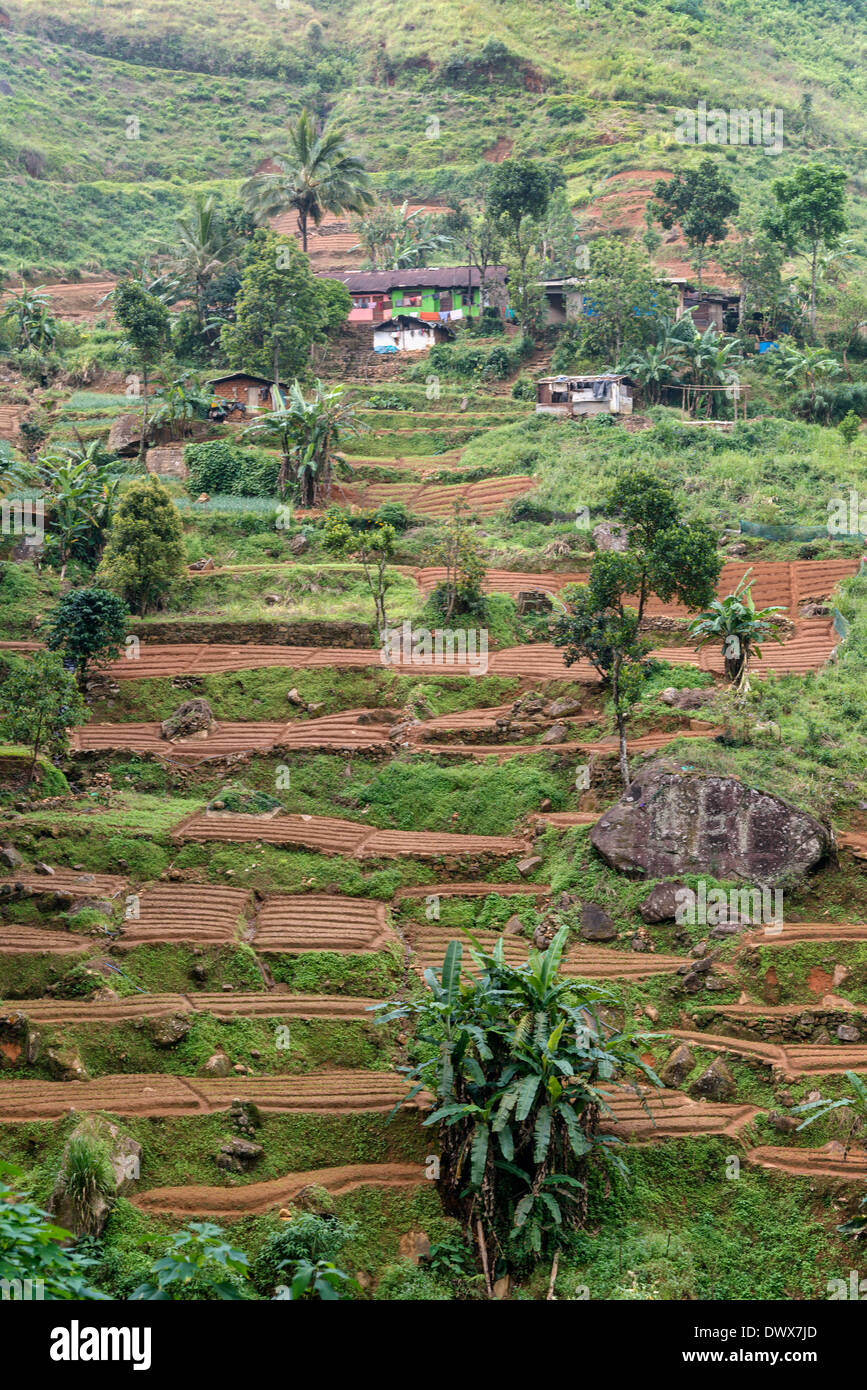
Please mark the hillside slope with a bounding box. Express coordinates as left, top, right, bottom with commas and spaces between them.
0, 0, 865, 274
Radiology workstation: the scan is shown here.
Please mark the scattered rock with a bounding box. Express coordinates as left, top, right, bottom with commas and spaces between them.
517, 856, 543, 877
48, 1116, 141, 1238
149, 1013, 192, 1048
0, 845, 23, 869
837, 1023, 861, 1043
201, 1051, 232, 1077
590, 758, 829, 884
660, 1042, 695, 1088
540, 722, 568, 745
160, 699, 218, 742
545, 697, 583, 719
769, 1113, 799, 1134
689, 1058, 736, 1101
0, 1009, 38, 1068
33, 862, 55, 876
580, 902, 617, 941
592, 522, 628, 552
503, 914, 525, 936
289, 533, 309, 555
397, 1230, 431, 1266
46, 1047, 89, 1082
639, 880, 688, 923
658, 686, 714, 710
215, 1138, 264, 1173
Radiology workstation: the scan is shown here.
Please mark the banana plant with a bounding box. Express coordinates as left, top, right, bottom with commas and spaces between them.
688, 568, 786, 692
375, 927, 661, 1291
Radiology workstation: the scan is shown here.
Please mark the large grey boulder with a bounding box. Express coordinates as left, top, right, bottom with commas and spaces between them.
590, 758, 828, 886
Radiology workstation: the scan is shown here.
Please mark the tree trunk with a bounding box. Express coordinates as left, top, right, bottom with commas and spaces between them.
476, 1217, 494, 1300
616, 709, 630, 788
138, 363, 149, 468
810, 243, 818, 339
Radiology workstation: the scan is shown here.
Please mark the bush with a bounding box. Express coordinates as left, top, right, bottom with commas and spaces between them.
374, 501, 411, 530
252, 1213, 358, 1293
511, 374, 537, 401
185, 440, 280, 498
62, 1133, 115, 1236
374, 1261, 452, 1300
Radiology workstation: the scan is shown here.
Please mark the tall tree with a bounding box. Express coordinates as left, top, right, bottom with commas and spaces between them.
0, 651, 88, 784
242, 109, 374, 252
651, 158, 739, 287
244, 379, 360, 505
764, 163, 848, 337
219, 230, 350, 385
582, 237, 670, 361
172, 194, 236, 334
607, 471, 721, 623
97, 475, 186, 617
112, 280, 170, 466
44, 588, 130, 687
487, 158, 551, 326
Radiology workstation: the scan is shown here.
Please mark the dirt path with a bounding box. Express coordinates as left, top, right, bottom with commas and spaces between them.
131, 1162, 426, 1217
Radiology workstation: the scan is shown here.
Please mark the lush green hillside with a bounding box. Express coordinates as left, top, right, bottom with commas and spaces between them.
2, 0, 866, 275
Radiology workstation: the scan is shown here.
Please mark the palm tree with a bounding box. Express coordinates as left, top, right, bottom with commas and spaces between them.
681, 324, 743, 417
172, 195, 236, 332
688, 570, 786, 692
242, 109, 374, 252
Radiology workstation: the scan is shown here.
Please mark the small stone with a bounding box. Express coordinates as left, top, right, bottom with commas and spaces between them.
307, 702, 325, 715
660, 1043, 694, 1088
644, 1005, 659, 1023
149, 1014, 191, 1048
517, 856, 543, 878
289, 533, 309, 555
769, 1113, 799, 1134
287, 688, 304, 706
837, 1023, 861, 1042
540, 722, 568, 745
33, 862, 55, 876
201, 1051, 232, 1077
544, 697, 582, 719
580, 902, 617, 941
639, 881, 688, 924
503, 914, 524, 936
46, 1047, 88, 1081
0, 846, 23, 869
689, 1058, 736, 1101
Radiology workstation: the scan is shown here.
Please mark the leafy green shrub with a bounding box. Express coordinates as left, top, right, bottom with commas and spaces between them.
511, 374, 536, 401
374, 1260, 452, 1300
374, 501, 411, 530
132, 1221, 250, 1301
62, 1134, 115, 1236
185, 440, 280, 498
0, 1162, 106, 1301
252, 1213, 358, 1293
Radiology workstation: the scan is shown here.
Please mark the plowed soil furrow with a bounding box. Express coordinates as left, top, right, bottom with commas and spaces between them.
116, 885, 251, 949
131, 1163, 426, 1217
1, 992, 381, 1025
394, 881, 550, 900
0, 926, 91, 955
0, 1073, 755, 1135
0, 1071, 423, 1121
335, 474, 536, 519
3, 626, 837, 683
601, 1090, 760, 1141
172, 812, 528, 860
408, 927, 683, 979
741, 921, 867, 948
669, 1029, 867, 1078
531, 812, 599, 828
254, 896, 393, 954
73, 714, 390, 759
746, 1146, 867, 1181
4, 870, 126, 898
692, 1001, 866, 1021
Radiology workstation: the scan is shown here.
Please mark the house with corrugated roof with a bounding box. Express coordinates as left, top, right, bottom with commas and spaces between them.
333, 266, 508, 325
